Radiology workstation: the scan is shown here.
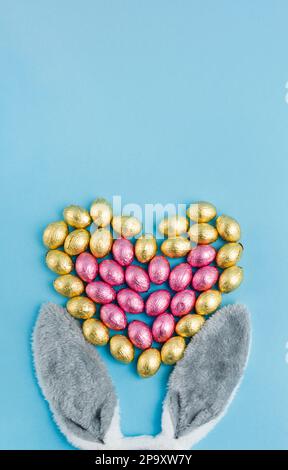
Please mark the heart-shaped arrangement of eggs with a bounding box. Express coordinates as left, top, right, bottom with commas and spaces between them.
43, 199, 243, 378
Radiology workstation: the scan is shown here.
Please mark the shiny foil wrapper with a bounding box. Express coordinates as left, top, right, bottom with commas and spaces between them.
117, 288, 144, 314
90, 228, 112, 258
43, 221, 68, 249
112, 238, 134, 266
137, 349, 161, 378
218, 266, 243, 293
187, 201, 216, 223
145, 290, 171, 316
170, 289, 196, 317
135, 234, 157, 263
90, 198, 113, 227
148, 255, 170, 284
195, 289, 222, 315
188, 223, 218, 245
216, 215, 241, 242
175, 314, 205, 338
64, 228, 90, 256
53, 274, 84, 298
86, 281, 116, 304
169, 262, 192, 292
152, 313, 175, 343
187, 245, 216, 267
112, 215, 142, 239
161, 336, 186, 365
66, 296, 96, 319
158, 216, 188, 237
216, 242, 243, 268
161, 236, 191, 258
46, 249, 73, 275
82, 318, 109, 346
192, 266, 219, 291
125, 265, 150, 293
75, 252, 98, 282
63, 205, 91, 228
128, 320, 153, 350
100, 304, 127, 330
99, 259, 125, 286
110, 335, 134, 363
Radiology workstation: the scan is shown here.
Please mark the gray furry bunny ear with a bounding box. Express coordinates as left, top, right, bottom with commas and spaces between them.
32, 303, 251, 450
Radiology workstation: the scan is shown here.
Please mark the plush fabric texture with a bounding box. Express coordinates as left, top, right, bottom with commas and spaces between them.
32, 303, 117, 443
167, 304, 250, 438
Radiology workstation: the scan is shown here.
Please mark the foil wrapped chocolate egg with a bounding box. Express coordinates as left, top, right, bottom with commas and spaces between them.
218, 266, 243, 293
146, 290, 171, 316
170, 289, 196, 316
54, 274, 84, 298
148, 256, 170, 284
64, 229, 90, 256
100, 304, 127, 330
90, 228, 112, 258
112, 238, 134, 266
125, 265, 150, 293
187, 245, 216, 267
117, 288, 144, 314
216, 242, 243, 268
82, 318, 109, 346
216, 215, 241, 242
90, 198, 112, 227
161, 237, 191, 258
187, 201, 217, 223
161, 336, 186, 365
188, 223, 218, 245
43, 221, 68, 249
46, 250, 73, 275
110, 335, 134, 363
175, 314, 205, 337
63, 205, 91, 228
152, 313, 175, 343
75, 252, 98, 282
99, 259, 125, 286
128, 321, 153, 349
192, 266, 219, 291
66, 296, 96, 319
137, 349, 161, 378
158, 216, 188, 237
169, 263, 192, 292
86, 281, 116, 304
112, 215, 142, 238
135, 234, 157, 263
195, 289, 222, 315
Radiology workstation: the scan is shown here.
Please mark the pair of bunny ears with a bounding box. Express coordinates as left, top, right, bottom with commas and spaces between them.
32, 303, 251, 450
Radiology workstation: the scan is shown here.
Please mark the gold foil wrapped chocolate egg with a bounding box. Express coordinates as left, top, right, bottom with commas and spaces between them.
195, 289, 222, 315
158, 216, 188, 237
110, 335, 134, 364
137, 348, 161, 378
63, 205, 91, 228
216, 242, 243, 268
187, 201, 217, 223
45, 250, 73, 275
53, 274, 84, 298
43, 221, 68, 249
161, 336, 186, 365
66, 296, 96, 319
90, 228, 112, 258
82, 318, 109, 345
161, 237, 191, 258
216, 215, 241, 242
175, 314, 205, 338
135, 234, 157, 263
64, 229, 90, 256
218, 266, 243, 293
112, 215, 142, 238
188, 223, 218, 245
90, 198, 113, 227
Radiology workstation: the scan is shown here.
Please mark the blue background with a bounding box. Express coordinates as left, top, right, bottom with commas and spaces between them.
1, 1, 288, 450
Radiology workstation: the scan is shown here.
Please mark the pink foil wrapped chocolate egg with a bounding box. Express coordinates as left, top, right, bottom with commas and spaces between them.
125, 265, 150, 293
169, 263, 192, 292
128, 320, 152, 349
146, 290, 171, 316
148, 255, 170, 285
112, 238, 134, 266
187, 245, 216, 268
86, 281, 116, 304
99, 259, 125, 286
152, 313, 175, 343
117, 288, 144, 314
192, 266, 219, 291
100, 304, 127, 330
75, 252, 98, 282
170, 289, 196, 317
